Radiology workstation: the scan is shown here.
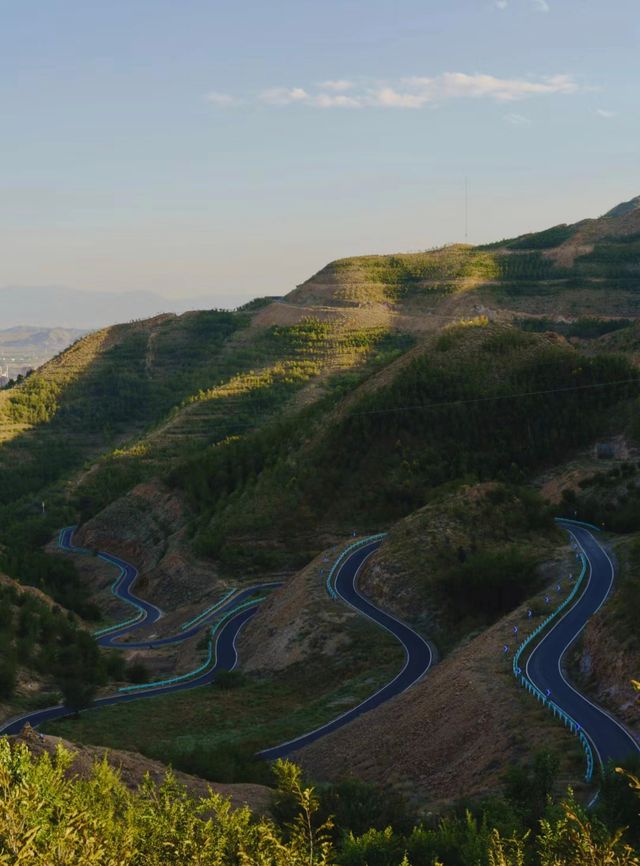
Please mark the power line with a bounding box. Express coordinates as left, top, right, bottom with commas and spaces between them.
348, 377, 640, 418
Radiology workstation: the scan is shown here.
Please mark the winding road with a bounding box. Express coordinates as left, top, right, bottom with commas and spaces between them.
259, 539, 435, 759
2, 524, 637, 782
0, 605, 259, 735
59, 527, 279, 649
523, 521, 639, 770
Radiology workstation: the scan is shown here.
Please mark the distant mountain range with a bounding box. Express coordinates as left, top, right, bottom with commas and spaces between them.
0, 286, 230, 330
0, 326, 87, 355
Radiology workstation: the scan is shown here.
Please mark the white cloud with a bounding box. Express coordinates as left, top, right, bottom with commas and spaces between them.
314, 92, 362, 108
212, 72, 581, 112
318, 79, 354, 91
495, 0, 509, 8
505, 112, 532, 126
596, 108, 616, 118
368, 86, 429, 109
260, 87, 310, 106
259, 87, 361, 108
373, 73, 578, 106
432, 72, 576, 101
532, 0, 550, 10
205, 91, 238, 107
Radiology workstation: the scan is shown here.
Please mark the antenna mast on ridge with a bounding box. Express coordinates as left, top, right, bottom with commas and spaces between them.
464, 176, 469, 242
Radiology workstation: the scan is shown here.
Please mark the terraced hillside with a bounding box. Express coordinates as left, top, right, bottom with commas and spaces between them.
286, 193, 640, 318
176, 321, 638, 571
3, 195, 640, 813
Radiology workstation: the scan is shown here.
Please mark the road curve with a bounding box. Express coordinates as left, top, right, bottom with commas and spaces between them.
525, 522, 640, 769
1, 536, 434, 751
0, 605, 259, 735
59, 527, 163, 645
59, 527, 279, 649
259, 539, 434, 760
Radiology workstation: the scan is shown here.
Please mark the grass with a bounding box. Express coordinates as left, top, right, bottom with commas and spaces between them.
43, 616, 404, 766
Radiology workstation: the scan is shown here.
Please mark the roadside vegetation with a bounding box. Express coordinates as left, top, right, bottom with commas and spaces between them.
44, 618, 403, 785
0, 583, 119, 709
2, 740, 640, 865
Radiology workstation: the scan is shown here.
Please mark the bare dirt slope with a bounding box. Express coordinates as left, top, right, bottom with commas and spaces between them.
293, 588, 587, 806
238, 546, 362, 673
75, 480, 229, 615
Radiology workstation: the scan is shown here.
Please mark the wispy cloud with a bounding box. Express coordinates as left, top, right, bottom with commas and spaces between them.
318, 79, 354, 91
494, 0, 550, 10
314, 93, 361, 108
260, 87, 310, 106
205, 91, 238, 107
505, 112, 532, 126
402, 72, 577, 102
260, 87, 360, 108
207, 72, 581, 111
595, 108, 616, 118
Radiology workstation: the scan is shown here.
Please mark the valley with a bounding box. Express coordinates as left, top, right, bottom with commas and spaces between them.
2, 196, 640, 860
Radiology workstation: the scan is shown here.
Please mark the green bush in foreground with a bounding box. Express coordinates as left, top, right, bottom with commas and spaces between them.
1, 740, 640, 865
0, 742, 334, 865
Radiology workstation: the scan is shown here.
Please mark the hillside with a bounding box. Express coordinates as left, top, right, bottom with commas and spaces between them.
0, 326, 87, 382
176, 322, 637, 572
286, 194, 640, 319
2, 194, 640, 813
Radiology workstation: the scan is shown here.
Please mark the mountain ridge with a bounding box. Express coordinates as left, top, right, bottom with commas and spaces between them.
0, 286, 238, 330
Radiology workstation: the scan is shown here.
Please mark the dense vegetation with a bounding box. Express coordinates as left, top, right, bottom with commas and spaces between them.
515, 316, 633, 339
564, 460, 640, 533
177, 324, 638, 570
0, 584, 112, 708
1, 743, 640, 865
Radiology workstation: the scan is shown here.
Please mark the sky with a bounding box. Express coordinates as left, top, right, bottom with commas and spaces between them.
0, 0, 638, 311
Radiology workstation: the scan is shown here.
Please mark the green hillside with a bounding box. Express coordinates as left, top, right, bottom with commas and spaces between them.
177, 322, 638, 571
289, 196, 640, 312
1, 197, 640, 805
0, 308, 413, 606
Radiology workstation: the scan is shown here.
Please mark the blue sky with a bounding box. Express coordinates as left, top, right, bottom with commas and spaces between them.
0, 0, 638, 308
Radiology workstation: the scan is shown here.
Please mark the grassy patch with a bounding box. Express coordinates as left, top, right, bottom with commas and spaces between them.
43, 618, 404, 781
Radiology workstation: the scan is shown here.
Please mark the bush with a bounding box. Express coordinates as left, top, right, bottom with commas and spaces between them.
437, 547, 539, 623
212, 669, 246, 690
126, 662, 150, 684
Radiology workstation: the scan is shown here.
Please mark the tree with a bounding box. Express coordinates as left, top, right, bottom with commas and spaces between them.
56, 670, 97, 716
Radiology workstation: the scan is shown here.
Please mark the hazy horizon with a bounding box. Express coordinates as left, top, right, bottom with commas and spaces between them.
1, 0, 638, 313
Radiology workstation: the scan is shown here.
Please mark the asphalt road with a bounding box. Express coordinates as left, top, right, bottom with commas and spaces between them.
0, 605, 259, 735
258, 539, 434, 760
1, 536, 434, 748
59, 527, 279, 649
7, 525, 634, 779
525, 522, 639, 769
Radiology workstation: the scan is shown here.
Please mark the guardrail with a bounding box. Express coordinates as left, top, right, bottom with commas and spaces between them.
512, 551, 595, 782
325, 534, 388, 598
555, 517, 602, 533
179, 588, 238, 631
58, 527, 147, 637
117, 598, 264, 692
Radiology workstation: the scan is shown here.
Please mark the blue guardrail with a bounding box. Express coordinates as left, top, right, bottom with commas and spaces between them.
512, 552, 595, 782
325, 534, 388, 598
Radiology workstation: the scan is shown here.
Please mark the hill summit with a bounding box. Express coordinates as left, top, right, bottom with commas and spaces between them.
604, 194, 640, 219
